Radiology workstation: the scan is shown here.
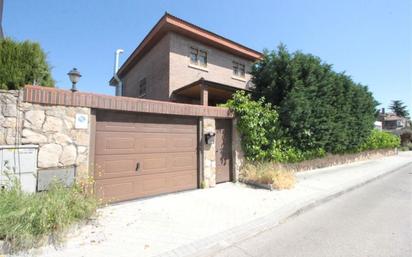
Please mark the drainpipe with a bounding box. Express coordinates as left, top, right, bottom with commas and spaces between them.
113, 49, 124, 96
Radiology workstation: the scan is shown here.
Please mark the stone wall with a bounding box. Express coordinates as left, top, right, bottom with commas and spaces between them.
232, 118, 244, 181
0, 90, 91, 179
202, 117, 216, 188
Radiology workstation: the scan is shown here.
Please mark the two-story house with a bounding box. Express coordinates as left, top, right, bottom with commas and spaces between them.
109, 13, 262, 106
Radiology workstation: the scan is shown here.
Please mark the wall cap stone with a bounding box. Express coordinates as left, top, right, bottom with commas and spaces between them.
23, 85, 234, 118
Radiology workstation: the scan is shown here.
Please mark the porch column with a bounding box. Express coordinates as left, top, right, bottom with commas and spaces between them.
200, 83, 208, 106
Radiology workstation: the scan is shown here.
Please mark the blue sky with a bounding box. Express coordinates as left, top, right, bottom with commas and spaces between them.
4, 0, 412, 111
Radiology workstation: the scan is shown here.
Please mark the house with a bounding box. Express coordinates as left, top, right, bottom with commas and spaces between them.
378, 109, 410, 131
109, 13, 262, 106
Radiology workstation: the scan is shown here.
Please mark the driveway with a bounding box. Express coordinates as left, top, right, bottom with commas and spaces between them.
22, 152, 412, 257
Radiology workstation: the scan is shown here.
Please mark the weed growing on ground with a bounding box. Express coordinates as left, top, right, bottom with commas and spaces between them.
0, 179, 98, 252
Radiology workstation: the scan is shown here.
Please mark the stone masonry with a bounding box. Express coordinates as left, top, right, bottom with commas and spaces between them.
232, 118, 244, 181
0, 90, 91, 179
202, 117, 216, 188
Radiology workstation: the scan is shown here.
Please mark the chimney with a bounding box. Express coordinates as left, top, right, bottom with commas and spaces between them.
381, 108, 385, 114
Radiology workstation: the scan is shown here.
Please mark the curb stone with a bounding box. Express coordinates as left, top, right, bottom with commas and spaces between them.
155, 161, 412, 257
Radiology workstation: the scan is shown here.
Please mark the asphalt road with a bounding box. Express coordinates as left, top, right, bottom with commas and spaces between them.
210, 163, 412, 257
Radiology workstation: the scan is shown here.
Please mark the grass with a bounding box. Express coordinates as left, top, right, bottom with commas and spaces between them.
240, 148, 397, 190
0, 180, 98, 252
241, 162, 296, 190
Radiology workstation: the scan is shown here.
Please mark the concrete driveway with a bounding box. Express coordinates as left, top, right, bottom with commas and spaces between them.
22, 152, 412, 257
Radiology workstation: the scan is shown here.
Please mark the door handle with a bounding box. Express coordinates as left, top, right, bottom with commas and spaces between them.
135, 162, 140, 172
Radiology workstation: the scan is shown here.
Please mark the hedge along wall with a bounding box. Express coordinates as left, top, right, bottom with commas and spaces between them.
0, 90, 91, 179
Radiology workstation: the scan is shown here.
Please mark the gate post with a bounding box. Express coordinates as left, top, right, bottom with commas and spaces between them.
201, 117, 216, 188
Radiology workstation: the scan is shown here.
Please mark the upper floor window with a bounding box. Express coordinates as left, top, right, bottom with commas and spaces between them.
190, 47, 207, 67
138, 78, 147, 97
233, 61, 246, 77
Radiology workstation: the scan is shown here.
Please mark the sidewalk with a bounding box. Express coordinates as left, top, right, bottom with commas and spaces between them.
20, 152, 412, 257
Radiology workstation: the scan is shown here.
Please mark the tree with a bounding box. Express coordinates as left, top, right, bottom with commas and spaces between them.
252, 44, 377, 153
389, 100, 410, 118
0, 38, 54, 90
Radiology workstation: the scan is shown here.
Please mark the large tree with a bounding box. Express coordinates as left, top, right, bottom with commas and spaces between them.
252, 44, 377, 153
389, 100, 410, 118
0, 38, 54, 90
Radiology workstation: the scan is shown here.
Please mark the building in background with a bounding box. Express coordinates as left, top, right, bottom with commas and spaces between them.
378, 108, 410, 131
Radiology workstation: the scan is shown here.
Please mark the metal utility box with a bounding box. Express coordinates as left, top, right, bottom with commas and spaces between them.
0, 145, 38, 193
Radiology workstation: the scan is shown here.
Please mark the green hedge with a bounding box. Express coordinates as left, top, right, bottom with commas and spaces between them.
251, 45, 377, 153
225, 91, 326, 162
226, 92, 399, 163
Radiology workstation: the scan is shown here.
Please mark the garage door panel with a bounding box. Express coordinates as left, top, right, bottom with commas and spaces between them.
95, 170, 196, 202
95, 152, 197, 179
95, 111, 198, 203
95, 132, 196, 155
97, 122, 197, 134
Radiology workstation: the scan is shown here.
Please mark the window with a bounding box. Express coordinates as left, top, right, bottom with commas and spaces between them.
233, 61, 246, 77
138, 78, 146, 97
189, 47, 207, 67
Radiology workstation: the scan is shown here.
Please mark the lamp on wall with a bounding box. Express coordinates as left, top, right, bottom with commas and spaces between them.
67, 68, 82, 92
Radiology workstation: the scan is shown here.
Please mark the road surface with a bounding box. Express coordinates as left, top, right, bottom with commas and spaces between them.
210, 163, 412, 257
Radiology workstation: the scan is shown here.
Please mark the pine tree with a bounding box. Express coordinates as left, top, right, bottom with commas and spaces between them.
389, 100, 410, 118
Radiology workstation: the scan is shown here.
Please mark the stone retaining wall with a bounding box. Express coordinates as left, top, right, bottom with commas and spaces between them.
0, 90, 91, 179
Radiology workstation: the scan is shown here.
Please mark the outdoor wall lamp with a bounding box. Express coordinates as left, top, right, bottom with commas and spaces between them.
205, 132, 216, 145
67, 68, 82, 92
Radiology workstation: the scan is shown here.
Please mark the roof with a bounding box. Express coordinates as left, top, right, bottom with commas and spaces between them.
111, 13, 263, 83
173, 78, 252, 95
379, 113, 405, 121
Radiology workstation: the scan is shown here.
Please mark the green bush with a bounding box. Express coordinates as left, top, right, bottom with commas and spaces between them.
225, 91, 281, 160
0, 181, 97, 251
0, 38, 54, 90
225, 91, 326, 162
252, 44, 377, 153
359, 130, 400, 151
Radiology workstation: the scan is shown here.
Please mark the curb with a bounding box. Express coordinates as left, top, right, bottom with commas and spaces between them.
156, 161, 412, 257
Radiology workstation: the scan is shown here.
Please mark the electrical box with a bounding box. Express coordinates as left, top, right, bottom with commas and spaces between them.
0, 145, 38, 193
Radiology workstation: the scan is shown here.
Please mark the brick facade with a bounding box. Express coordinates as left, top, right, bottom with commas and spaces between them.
169, 32, 253, 95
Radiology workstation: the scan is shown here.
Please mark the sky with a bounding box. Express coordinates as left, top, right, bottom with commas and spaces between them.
3, 0, 412, 112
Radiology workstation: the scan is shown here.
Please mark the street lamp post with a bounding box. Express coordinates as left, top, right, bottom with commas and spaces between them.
67, 68, 81, 92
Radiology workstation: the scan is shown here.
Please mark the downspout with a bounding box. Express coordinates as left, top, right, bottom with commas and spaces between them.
114, 49, 124, 96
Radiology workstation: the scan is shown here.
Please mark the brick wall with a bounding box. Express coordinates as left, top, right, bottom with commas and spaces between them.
169, 32, 253, 95
123, 34, 171, 101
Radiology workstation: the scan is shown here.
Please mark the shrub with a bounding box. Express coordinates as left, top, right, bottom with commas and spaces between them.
0, 38, 54, 90
400, 129, 412, 146
252, 44, 377, 153
0, 181, 98, 251
241, 162, 295, 190
359, 130, 400, 151
225, 91, 327, 162
225, 91, 282, 161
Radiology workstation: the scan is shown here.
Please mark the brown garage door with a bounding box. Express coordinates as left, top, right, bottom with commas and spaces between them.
94, 111, 198, 203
